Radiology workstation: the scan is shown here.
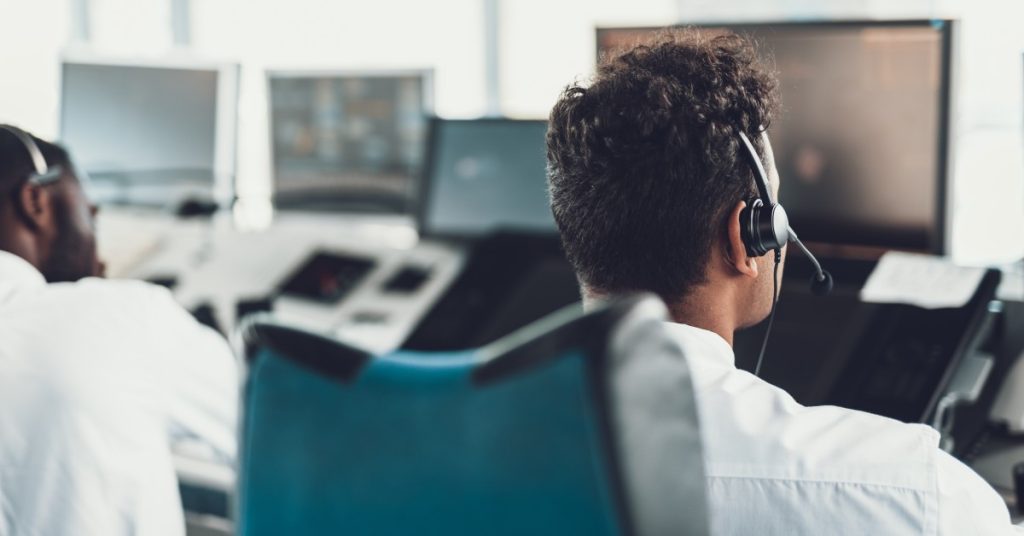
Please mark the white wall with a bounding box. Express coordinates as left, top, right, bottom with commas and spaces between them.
0, 0, 1021, 262
0, 0, 70, 138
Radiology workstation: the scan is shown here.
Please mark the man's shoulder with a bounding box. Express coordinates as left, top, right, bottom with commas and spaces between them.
697, 367, 940, 491
3, 277, 192, 336
46, 277, 179, 310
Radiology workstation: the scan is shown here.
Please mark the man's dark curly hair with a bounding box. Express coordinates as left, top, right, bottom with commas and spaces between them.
546, 29, 779, 304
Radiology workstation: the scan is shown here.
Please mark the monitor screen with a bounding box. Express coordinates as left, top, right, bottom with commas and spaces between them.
420, 119, 556, 238
60, 62, 235, 208
597, 21, 952, 253
269, 72, 431, 213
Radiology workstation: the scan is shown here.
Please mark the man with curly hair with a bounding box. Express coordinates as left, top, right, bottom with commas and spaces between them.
546, 30, 1022, 533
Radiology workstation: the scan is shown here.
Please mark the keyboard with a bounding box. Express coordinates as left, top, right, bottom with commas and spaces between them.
277, 252, 377, 304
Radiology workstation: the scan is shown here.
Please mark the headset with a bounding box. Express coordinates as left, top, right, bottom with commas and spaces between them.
0, 125, 64, 186
737, 130, 833, 376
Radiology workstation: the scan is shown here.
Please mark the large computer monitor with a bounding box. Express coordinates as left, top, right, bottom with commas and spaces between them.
60, 58, 239, 208
418, 118, 556, 239
268, 70, 433, 213
596, 20, 954, 254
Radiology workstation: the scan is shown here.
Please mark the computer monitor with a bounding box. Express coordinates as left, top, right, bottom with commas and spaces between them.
596, 20, 954, 254
268, 70, 433, 214
60, 59, 239, 208
418, 118, 557, 239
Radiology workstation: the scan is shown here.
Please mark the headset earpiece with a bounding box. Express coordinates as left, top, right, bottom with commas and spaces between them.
737, 131, 790, 257
739, 196, 790, 258
739, 197, 764, 257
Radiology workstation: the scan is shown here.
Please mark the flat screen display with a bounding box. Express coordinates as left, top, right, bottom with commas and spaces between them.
597, 21, 952, 252
421, 119, 556, 238
61, 62, 231, 207
269, 72, 431, 213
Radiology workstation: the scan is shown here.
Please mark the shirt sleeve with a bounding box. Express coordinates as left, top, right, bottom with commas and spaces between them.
142, 284, 239, 463
936, 448, 1024, 535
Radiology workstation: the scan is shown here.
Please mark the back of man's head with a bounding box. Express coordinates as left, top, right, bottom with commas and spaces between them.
0, 125, 100, 282
546, 30, 779, 305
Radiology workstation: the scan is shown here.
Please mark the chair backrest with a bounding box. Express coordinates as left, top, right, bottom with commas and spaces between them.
237, 294, 708, 535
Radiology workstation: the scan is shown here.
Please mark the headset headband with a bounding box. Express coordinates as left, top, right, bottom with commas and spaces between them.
0, 125, 63, 185
737, 130, 773, 204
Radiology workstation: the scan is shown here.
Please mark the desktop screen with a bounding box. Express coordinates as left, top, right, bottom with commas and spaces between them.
61, 62, 231, 207
269, 72, 431, 213
421, 119, 556, 238
597, 21, 952, 253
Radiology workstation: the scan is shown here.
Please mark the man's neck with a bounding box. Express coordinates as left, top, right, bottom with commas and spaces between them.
0, 226, 43, 274
582, 285, 741, 346
667, 287, 740, 346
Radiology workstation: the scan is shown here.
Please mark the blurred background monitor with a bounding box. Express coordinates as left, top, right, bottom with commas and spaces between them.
60, 59, 239, 209
268, 70, 432, 214
597, 20, 953, 254
419, 118, 556, 239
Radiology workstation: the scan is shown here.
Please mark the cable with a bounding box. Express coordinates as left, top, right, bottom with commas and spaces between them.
754, 249, 781, 377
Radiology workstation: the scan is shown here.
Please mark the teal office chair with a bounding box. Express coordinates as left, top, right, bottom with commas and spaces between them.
237, 294, 708, 535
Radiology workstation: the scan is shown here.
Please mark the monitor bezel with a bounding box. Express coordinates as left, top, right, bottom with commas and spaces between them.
594, 19, 956, 256
58, 53, 241, 210
265, 68, 436, 216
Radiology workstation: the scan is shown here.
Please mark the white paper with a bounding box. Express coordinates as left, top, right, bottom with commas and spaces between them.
860, 252, 986, 309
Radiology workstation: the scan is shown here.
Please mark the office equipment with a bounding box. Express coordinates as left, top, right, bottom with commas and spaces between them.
381, 264, 432, 293
990, 352, 1024, 433
121, 117, 557, 354
861, 252, 988, 309
969, 439, 1024, 515
932, 350, 996, 452
60, 58, 239, 208
277, 251, 376, 304
597, 20, 954, 253
736, 264, 1001, 425
419, 118, 556, 237
175, 449, 234, 536
236, 296, 274, 325
404, 232, 580, 350
268, 70, 432, 213
267, 118, 558, 348
964, 294, 1024, 511
1015, 463, 1024, 515
238, 294, 708, 535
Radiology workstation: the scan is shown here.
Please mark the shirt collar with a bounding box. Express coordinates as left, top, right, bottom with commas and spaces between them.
0, 250, 47, 303
662, 321, 736, 369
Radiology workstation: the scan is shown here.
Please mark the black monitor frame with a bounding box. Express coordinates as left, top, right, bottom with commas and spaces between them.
595, 19, 956, 256
415, 116, 553, 242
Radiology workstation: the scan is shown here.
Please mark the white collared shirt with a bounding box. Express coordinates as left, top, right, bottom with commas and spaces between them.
665, 321, 1023, 535
0, 251, 237, 536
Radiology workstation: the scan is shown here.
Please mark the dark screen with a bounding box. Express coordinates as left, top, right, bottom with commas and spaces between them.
597, 21, 950, 252
421, 119, 556, 238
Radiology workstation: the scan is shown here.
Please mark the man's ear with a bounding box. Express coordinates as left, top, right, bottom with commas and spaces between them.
725, 200, 759, 279
15, 182, 55, 233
